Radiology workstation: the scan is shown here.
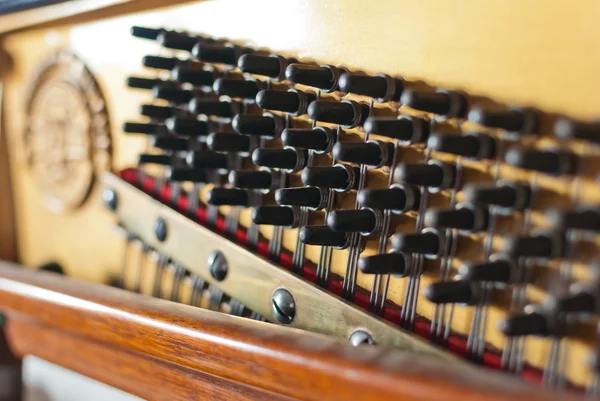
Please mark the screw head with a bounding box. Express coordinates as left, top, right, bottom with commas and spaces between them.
103, 188, 118, 211
208, 250, 228, 281
272, 288, 296, 324
349, 330, 375, 346
154, 217, 168, 242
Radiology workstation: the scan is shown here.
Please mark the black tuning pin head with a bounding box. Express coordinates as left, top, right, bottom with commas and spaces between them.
545, 208, 600, 233
554, 118, 600, 145
424, 281, 480, 305
189, 98, 237, 118
332, 140, 394, 168
427, 132, 496, 160
127, 76, 166, 91
357, 184, 420, 213
424, 204, 489, 232
298, 225, 350, 248
394, 161, 456, 191
326, 208, 381, 234
153, 86, 194, 104
142, 55, 179, 71
123, 122, 161, 135
503, 232, 564, 259
213, 78, 262, 100
186, 151, 229, 170
337, 73, 404, 102
275, 187, 327, 210
151, 136, 188, 151
140, 104, 175, 121
166, 167, 208, 183
165, 117, 208, 137
238, 54, 289, 79
307, 100, 370, 128
131, 26, 162, 40
301, 164, 359, 192
252, 148, 306, 171
458, 257, 514, 284
138, 154, 172, 165
499, 312, 549, 337
206, 132, 251, 154
505, 148, 579, 176
228, 169, 273, 189
545, 291, 597, 315
364, 116, 429, 144
281, 127, 335, 153
192, 43, 244, 65
157, 30, 198, 52
468, 106, 540, 134
400, 88, 468, 118
172, 66, 216, 87
206, 188, 252, 206
256, 89, 316, 115
358, 252, 412, 276
391, 230, 442, 258
252, 206, 297, 227
285, 63, 344, 92
464, 181, 532, 211
233, 114, 281, 138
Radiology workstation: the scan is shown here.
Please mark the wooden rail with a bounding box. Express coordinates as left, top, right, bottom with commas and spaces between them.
0, 262, 583, 401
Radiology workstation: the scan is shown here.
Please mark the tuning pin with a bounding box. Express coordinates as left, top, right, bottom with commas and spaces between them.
394, 161, 456, 191
464, 181, 532, 212
229, 169, 276, 190
364, 116, 430, 144
332, 141, 394, 168
123, 122, 162, 135
301, 164, 360, 192
131, 26, 162, 40
281, 127, 336, 153
142, 55, 181, 71
545, 290, 598, 315
285, 63, 345, 92
505, 147, 579, 176
157, 30, 199, 52
189, 98, 238, 118
165, 117, 209, 137
298, 225, 350, 248
192, 43, 248, 65
424, 204, 489, 233
503, 232, 565, 259
499, 312, 550, 337
127, 76, 167, 90
358, 251, 412, 276
400, 88, 468, 118
186, 151, 229, 170
326, 208, 383, 235
308, 100, 370, 128
138, 154, 173, 165
427, 132, 496, 160
213, 78, 262, 100
424, 280, 481, 305
206, 188, 258, 206
337, 72, 404, 102
206, 132, 251, 154
458, 256, 515, 284
357, 184, 420, 213
172, 66, 216, 87
468, 106, 540, 134
232, 114, 283, 138
140, 104, 176, 121
238, 54, 290, 80
153, 86, 194, 104
166, 168, 208, 183
545, 208, 600, 232
391, 229, 444, 258
252, 206, 298, 227
252, 148, 307, 171
151, 136, 188, 151
275, 187, 328, 210
256, 89, 316, 115
554, 118, 600, 145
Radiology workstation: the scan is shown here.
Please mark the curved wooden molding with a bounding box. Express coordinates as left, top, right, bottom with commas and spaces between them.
0, 262, 582, 401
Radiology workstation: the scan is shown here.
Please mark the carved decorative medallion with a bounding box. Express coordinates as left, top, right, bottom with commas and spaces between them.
24, 51, 111, 213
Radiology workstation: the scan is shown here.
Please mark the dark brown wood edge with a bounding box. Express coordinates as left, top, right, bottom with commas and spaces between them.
0, 78, 17, 262
0, 262, 583, 401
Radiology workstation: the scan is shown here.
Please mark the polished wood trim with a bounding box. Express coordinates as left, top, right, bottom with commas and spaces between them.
0, 82, 17, 262
0, 262, 583, 401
